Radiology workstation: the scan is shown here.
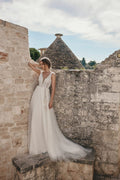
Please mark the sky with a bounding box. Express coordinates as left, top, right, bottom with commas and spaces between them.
0, 0, 120, 63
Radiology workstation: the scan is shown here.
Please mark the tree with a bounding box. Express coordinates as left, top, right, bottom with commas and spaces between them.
29, 48, 40, 61
81, 57, 86, 67
88, 60, 96, 67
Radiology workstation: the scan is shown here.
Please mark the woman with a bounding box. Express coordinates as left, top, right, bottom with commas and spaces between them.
28, 57, 91, 161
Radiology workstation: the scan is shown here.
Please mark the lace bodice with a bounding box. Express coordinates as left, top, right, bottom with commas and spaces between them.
38, 71, 54, 89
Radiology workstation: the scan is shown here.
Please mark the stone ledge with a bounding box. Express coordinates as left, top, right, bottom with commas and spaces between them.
12, 152, 50, 174
12, 152, 95, 180
94, 173, 120, 180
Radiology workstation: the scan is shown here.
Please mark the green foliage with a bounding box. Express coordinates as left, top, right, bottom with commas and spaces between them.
29, 48, 40, 61
79, 67, 85, 70
81, 57, 86, 67
80, 57, 97, 69
75, 67, 82, 69
61, 66, 69, 70
88, 60, 96, 67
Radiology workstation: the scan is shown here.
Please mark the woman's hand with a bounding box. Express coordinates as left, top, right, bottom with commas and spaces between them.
27, 60, 41, 75
49, 100, 53, 109
25, 58, 35, 64
28, 61, 32, 68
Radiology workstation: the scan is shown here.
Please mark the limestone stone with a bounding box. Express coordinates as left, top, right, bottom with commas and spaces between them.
0, 19, 120, 179
15, 79, 24, 84
0, 19, 34, 179
12, 152, 94, 180
0, 96, 4, 104
0, 51, 8, 62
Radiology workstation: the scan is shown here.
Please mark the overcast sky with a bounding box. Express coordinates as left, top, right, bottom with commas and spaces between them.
0, 0, 120, 62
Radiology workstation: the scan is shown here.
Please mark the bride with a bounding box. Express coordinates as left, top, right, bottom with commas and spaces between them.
27, 57, 91, 161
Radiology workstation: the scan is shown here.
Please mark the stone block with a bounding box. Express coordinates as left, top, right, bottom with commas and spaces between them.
15, 79, 24, 84
0, 51, 8, 62
0, 95, 4, 104
12, 152, 95, 180
95, 161, 120, 177
91, 92, 119, 103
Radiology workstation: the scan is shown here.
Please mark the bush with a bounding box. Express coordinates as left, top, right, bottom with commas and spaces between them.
29, 48, 40, 61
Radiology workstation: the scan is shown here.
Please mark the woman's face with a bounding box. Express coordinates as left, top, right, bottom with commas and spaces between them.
44, 63, 49, 70
39, 61, 44, 70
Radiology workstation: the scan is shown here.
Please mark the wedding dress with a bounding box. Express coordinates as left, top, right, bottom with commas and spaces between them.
28, 71, 91, 161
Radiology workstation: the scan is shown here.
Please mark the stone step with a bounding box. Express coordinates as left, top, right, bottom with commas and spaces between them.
93, 174, 120, 180
12, 152, 95, 180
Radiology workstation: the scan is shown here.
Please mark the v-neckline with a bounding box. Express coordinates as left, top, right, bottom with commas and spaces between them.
42, 71, 51, 83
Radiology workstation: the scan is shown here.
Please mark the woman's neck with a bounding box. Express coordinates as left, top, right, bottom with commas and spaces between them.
44, 68, 50, 72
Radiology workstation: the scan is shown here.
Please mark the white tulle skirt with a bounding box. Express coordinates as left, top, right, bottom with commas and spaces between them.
28, 85, 91, 161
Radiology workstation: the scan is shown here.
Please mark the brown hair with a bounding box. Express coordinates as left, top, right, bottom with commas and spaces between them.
40, 58, 51, 68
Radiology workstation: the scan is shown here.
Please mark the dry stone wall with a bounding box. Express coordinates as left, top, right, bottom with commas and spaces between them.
12, 153, 94, 180
0, 19, 120, 179
0, 19, 38, 180
54, 66, 120, 177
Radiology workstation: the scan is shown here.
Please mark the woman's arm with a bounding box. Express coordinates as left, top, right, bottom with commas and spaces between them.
28, 62, 41, 75
29, 59, 40, 68
49, 73, 56, 109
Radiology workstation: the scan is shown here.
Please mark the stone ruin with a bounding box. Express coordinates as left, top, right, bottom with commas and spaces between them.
0, 19, 120, 180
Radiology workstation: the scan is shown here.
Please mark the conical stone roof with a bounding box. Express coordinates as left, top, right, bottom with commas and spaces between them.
40, 34, 83, 69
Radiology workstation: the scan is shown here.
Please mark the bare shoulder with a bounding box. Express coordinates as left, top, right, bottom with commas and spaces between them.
51, 72, 56, 81
51, 71, 56, 76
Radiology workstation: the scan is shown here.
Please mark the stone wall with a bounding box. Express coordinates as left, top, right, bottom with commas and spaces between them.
0, 19, 38, 180
0, 19, 120, 179
54, 65, 120, 177
12, 153, 94, 180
